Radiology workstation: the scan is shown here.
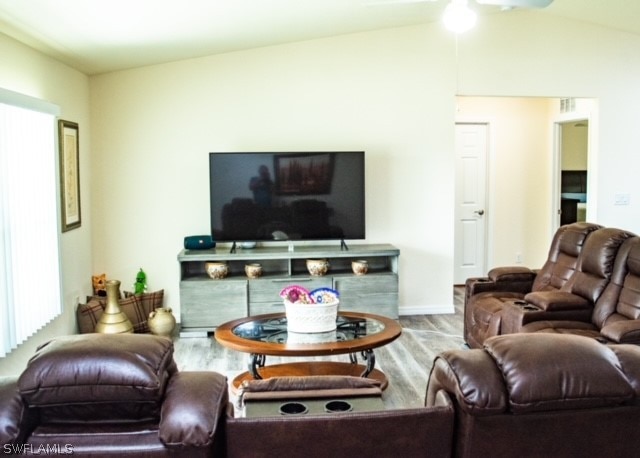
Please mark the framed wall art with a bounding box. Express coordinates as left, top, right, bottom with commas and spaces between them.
58, 119, 81, 232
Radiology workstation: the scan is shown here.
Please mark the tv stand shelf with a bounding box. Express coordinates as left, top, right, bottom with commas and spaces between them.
177, 243, 400, 334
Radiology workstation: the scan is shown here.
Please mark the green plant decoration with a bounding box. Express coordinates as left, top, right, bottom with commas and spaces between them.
134, 268, 147, 295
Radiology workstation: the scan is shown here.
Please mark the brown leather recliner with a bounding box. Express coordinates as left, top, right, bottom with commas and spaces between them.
499, 227, 635, 337
464, 222, 601, 348
426, 333, 640, 458
0, 334, 228, 456
507, 235, 640, 343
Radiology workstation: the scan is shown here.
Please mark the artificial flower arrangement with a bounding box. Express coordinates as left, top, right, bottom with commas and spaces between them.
279, 285, 340, 333
279, 285, 340, 305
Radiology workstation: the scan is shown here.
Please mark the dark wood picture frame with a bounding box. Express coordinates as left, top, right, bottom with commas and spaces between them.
274, 153, 335, 195
58, 119, 81, 232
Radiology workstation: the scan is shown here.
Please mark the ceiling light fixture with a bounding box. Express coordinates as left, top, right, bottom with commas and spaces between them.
442, 0, 477, 34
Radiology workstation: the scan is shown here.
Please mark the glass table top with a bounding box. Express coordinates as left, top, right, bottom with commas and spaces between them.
232, 315, 387, 345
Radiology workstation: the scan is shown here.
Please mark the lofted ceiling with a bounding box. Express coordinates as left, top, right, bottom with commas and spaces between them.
0, 0, 639, 75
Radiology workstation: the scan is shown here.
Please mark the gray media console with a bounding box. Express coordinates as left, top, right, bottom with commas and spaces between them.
177, 243, 400, 335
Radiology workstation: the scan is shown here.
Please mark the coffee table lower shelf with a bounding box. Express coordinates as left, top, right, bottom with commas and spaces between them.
231, 361, 388, 393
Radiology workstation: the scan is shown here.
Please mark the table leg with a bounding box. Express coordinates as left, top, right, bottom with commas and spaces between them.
349, 349, 376, 378
360, 349, 376, 377
249, 353, 266, 379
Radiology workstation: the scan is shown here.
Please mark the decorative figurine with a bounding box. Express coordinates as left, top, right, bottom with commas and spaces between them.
134, 268, 147, 295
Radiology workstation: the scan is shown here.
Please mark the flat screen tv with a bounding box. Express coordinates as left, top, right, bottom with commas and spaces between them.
209, 152, 365, 243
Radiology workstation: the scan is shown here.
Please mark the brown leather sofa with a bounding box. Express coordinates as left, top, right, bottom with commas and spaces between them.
465, 223, 636, 348
225, 333, 640, 457
3, 333, 640, 457
0, 334, 228, 456
427, 333, 640, 458
503, 234, 640, 343
464, 222, 601, 348
225, 376, 454, 457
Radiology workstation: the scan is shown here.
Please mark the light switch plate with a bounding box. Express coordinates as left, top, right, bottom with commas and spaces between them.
614, 193, 630, 205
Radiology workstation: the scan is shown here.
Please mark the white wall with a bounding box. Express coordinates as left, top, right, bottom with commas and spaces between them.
0, 32, 92, 376
562, 123, 588, 171
89, 11, 640, 321
456, 11, 640, 232
90, 24, 457, 317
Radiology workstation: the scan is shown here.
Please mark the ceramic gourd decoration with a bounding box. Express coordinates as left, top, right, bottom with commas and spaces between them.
148, 307, 176, 337
95, 280, 134, 334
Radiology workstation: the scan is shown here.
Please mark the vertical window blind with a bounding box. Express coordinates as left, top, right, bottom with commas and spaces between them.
0, 91, 62, 357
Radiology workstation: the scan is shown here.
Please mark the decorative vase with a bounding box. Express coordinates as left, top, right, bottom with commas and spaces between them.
95, 280, 134, 334
306, 259, 329, 276
148, 307, 176, 337
245, 263, 263, 278
205, 262, 229, 279
351, 260, 369, 276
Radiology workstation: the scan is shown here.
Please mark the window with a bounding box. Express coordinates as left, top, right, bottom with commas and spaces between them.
0, 89, 62, 357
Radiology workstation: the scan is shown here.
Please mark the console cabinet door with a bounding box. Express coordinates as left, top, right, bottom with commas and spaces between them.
180, 280, 247, 328
333, 274, 398, 318
248, 277, 332, 316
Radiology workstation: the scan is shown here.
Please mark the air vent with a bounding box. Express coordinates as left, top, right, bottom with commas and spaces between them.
560, 98, 576, 113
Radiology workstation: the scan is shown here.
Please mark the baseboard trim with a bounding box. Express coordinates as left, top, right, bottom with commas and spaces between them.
399, 304, 455, 316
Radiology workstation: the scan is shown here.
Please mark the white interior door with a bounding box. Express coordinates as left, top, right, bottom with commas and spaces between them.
454, 123, 488, 284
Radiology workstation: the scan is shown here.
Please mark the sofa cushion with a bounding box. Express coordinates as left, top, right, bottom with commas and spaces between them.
122, 289, 165, 332
484, 333, 634, 414
18, 334, 176, 422
76, 297, 104, 334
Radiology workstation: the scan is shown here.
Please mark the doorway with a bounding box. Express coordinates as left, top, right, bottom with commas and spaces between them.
557, 120, 589, 228
454, 96, 597, 286
453, 122, 488, 284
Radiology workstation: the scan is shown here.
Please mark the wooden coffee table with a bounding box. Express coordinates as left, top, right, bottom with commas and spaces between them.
215, 311, 402, 391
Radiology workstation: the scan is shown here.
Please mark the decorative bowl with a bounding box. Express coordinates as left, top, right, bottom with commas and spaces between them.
205, 262, 228, 279
351, 260, 369, 276
245, 263, 263, 279
306, 259, 329, 276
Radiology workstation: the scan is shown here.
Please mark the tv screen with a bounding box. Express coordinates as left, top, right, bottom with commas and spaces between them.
209, 152, 365, 242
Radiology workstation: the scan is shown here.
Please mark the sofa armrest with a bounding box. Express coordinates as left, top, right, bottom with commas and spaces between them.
159, 371, 228, 450
524, 291, 591, 312
600, 321, 640, 344
425, 350, 507, 416
488, 266, 537, 284
465, 267, 536, 304
0, 376, 35, 445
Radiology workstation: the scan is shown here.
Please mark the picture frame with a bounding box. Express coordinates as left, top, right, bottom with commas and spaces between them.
274, 153, 335, 195
58, 119, 81, 232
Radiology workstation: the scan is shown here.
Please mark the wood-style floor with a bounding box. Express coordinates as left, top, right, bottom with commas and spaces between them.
173, 287, 466, 409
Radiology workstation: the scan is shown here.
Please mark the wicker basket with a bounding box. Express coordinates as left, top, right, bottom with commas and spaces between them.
284, 300, 339, 333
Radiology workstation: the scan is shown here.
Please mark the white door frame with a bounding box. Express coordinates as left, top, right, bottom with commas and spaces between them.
551, 110, 596, 235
